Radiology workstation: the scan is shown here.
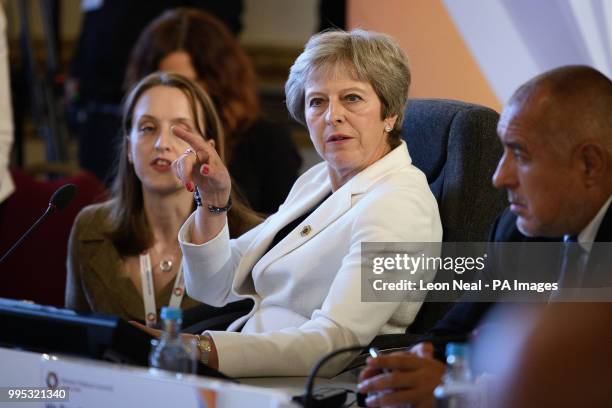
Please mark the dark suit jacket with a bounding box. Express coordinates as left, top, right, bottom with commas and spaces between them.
427, 205, 612, 359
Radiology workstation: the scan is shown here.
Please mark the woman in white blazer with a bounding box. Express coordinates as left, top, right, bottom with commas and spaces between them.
171, 29, 443, 377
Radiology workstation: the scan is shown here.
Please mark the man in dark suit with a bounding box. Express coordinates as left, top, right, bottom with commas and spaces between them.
357, 65, 612, 407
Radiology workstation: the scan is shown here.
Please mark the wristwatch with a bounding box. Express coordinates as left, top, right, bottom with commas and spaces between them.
195, 334, 212, 365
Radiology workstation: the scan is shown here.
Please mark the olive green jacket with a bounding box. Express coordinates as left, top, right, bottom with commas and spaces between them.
65, 202, 200, 321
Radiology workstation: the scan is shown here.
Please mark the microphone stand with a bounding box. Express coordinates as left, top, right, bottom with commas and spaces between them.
0, 203, 57, 264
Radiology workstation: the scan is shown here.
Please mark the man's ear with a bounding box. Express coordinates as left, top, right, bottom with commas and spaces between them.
579, 141, 606, 187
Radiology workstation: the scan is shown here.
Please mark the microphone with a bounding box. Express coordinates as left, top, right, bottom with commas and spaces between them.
0, 184, 77, 264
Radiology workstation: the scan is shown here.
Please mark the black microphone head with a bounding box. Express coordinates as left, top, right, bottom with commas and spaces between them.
49, 184, 77, 210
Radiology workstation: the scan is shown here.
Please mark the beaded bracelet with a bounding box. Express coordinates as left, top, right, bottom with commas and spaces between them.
194, 187, 232, 213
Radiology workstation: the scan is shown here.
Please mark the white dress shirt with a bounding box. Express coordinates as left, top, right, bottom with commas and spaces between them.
565, 195, 612, 250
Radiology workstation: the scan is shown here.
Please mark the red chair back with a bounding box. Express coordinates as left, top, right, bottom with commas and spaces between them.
0, 169, 107, 306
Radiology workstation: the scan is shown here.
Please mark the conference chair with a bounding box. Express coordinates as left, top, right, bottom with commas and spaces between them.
403, 98, 504, 242
369, 98, 505, 350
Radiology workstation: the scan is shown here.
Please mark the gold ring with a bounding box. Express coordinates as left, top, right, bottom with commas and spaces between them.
184, 148, 198, 160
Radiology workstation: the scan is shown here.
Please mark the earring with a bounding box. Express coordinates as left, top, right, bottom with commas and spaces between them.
384, 124, 393, 132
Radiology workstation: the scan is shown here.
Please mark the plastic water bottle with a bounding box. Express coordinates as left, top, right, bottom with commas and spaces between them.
434, 343, 479, 408
149, 307, 196, 374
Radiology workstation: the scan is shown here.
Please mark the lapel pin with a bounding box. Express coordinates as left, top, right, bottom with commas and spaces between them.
300, 225, 312, 237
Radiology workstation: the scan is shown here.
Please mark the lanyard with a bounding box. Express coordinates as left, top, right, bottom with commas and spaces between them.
139, 252, 185, 327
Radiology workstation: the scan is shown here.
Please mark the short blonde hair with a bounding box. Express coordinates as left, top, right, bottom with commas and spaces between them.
285, 29, 411, 143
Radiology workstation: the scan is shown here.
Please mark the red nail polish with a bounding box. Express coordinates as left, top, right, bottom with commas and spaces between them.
186, 182, 193, 192
201, 165, 209, 175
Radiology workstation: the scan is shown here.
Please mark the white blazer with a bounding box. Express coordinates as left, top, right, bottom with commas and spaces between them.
179, 141, 442, 377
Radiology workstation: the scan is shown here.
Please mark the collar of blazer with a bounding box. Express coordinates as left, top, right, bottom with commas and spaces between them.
78, 203, 113, 242
239, 141, 414, 280
586, 204, 612, 276
77, 205, 121, 284
594, 203, 612, 242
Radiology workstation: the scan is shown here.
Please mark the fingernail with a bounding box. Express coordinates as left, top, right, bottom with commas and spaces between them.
201, 165, 209, 175
365, 395, 377, 406
186, 182, 194, 192
357, 381, 367, 391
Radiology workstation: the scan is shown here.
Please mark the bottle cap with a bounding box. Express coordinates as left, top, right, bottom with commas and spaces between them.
160, 306, 182, 321
446, 342, 468, 358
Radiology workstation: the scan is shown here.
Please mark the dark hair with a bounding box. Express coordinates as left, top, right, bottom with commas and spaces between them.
125, 8, 259, 156
108, 72, 260, 256
509, 65, 612, 155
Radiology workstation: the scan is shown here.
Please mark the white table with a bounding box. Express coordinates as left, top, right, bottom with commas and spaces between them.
0, 347, 299, 408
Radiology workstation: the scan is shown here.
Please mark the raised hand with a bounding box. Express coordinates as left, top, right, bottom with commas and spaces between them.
171, 126, 231, 207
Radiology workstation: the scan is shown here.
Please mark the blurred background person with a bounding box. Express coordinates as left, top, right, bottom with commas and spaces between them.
125, 8, 302, 214
498, 303, 612, 408
65, 72, 260, 326
68, 0, 244, 185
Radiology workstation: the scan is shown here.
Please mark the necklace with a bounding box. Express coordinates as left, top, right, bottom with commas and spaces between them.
151, 245, 179, 273
159, 258, 173, 272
